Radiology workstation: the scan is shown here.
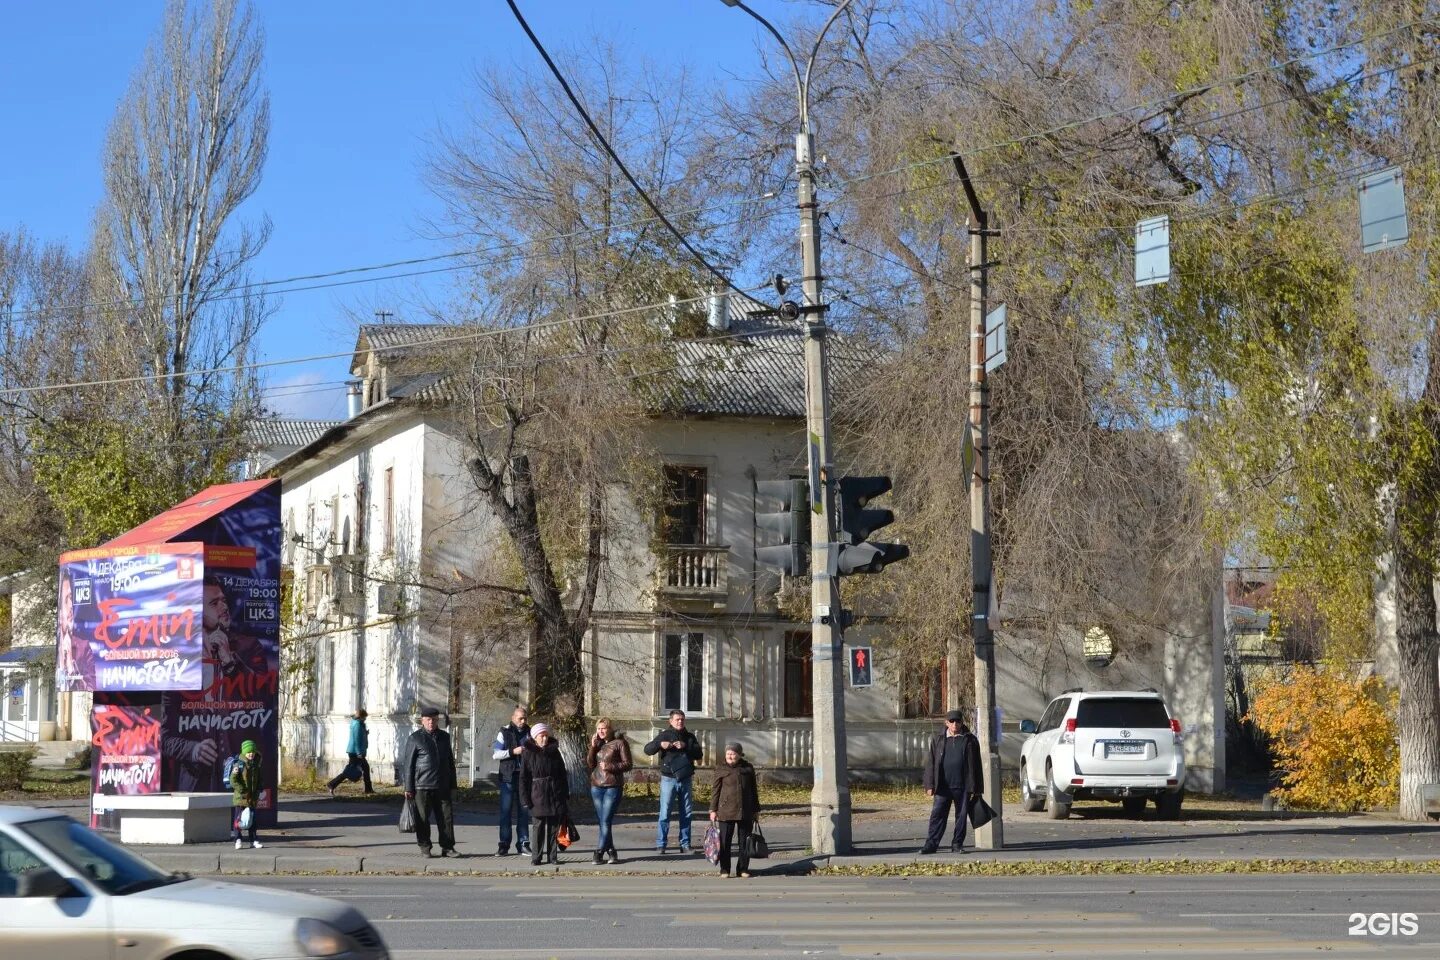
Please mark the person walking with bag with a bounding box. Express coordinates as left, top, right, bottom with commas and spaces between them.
231, 739, 264, 850
327, 708, 373, 796
920, 709, 984, 854
401, 707, 460, 859
709, 741, 760, 878
643, 710, 703, 854
521, 722, 569, 866
491, 705, 532, 856
585, 717, 631, 864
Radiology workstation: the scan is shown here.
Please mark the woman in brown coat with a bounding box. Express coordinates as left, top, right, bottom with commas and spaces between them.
708, 741, 761, 877
585, 717, 632, 864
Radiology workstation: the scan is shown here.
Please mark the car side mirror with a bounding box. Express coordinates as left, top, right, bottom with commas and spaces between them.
16, 867, 80, 899
1018, 719, 1038, 735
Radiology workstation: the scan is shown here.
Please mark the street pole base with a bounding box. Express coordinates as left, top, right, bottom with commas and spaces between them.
974, 754, 1004, 850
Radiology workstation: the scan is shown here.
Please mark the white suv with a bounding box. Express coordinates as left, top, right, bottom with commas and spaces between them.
1018, 689, 1186, 820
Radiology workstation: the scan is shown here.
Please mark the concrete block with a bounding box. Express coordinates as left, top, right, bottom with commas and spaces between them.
146, 851, 222, 874
219, 852, 278, 874
273, 854, 363, 874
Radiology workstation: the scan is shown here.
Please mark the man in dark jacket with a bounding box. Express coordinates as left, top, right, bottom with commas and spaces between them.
920, 709, 985, 854
402, 707, 459, 858
327, 708, 373, 796
643, 709, 703, 854
490, 705, 531, 856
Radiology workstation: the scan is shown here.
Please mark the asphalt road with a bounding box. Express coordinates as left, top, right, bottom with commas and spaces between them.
237, 873, 1440, 959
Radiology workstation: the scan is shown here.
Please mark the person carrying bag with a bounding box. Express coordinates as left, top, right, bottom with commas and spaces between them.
708, 741, 761, 878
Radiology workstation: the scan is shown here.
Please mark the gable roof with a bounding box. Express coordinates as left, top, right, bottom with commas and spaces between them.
251, 418, 344, 449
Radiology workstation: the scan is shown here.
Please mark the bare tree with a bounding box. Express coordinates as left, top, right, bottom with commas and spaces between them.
424, 47, 737, 740
89, 0, 271, 491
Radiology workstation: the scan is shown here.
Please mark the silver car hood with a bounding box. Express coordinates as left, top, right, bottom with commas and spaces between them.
131, 878, 361, 926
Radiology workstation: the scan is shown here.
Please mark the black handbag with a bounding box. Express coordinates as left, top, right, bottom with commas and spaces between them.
968, 794, 996, 829
745, 823, 770, 859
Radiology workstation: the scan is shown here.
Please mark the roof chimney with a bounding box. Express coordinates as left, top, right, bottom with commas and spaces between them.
707, 289, 730, 332
345, 380, 362, 418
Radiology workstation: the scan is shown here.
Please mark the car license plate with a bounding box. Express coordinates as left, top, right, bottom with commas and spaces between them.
1107, 742, 1144, 756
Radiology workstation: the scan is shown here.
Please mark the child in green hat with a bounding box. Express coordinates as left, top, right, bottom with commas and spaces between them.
232, 739, 264, 849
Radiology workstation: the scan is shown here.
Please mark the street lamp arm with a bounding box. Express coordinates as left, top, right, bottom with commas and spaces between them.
725, 1, 804, 127
801, 0, 855, 128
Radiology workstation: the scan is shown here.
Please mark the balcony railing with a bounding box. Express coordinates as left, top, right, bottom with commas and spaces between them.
660, 544, 730, 599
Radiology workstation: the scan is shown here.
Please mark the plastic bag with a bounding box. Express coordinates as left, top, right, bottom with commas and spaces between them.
557, 819, 580, 849
237, 806, 253, 831
399, 798, 417, 834
968, 795, 996, 829
342, 761, 363, 783
703, 824, 721, 864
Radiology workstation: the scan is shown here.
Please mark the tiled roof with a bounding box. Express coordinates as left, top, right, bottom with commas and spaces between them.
251, 418, 344, 449
352, 323, 455, 372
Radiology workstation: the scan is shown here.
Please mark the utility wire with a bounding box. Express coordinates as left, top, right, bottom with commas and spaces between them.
504, 0, 757, 306
829, 15, 1439, 192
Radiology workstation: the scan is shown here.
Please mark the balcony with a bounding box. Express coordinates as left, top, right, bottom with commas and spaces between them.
659, 544, 730, 607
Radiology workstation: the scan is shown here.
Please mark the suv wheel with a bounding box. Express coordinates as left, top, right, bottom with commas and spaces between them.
1045, 764, 1071, 820
1019, 763, 1045, 812
1156, 789, 1184, 820
1121, 797, 1147, 818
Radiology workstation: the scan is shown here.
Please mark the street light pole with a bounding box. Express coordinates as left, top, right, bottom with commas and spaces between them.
953, 153, 1004, 850
722, 0, 854, 856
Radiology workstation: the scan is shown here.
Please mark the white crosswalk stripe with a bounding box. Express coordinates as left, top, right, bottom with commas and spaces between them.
376, 877, 1436, 960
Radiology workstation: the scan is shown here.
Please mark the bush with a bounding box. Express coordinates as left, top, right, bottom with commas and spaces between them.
0, 747, 38, 791
1247, 667, 1399, 812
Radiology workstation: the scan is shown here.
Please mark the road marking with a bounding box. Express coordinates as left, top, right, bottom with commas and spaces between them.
373, 917, 593, 923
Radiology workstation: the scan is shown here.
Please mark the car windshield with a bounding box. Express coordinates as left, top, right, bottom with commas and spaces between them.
1075, 698, 1170, 728
16, 816, 181, 895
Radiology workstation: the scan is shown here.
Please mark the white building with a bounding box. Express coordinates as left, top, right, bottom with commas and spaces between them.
265, 311, 1225, 790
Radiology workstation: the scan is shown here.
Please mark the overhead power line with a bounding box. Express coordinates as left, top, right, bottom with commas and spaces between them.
830, 15, 1439, 192
504, 0, 756, 306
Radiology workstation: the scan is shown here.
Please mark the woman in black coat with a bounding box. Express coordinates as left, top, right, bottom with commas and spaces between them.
520, 722, 569, 865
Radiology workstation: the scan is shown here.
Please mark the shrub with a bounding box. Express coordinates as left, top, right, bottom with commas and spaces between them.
1247, 666, 1399, 812
0, 746, 38, 791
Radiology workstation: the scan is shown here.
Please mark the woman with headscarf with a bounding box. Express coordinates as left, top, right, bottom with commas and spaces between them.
708, 740, 760, 878
520, 722, 569, 865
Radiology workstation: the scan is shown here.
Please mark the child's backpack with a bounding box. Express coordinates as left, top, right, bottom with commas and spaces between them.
222, 754, 240, 790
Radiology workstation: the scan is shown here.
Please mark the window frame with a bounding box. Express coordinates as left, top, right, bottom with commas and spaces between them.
661, 631, 707, 716
782, 631, 813, 718
661, 464, 709, 546
901, 658, 948, 719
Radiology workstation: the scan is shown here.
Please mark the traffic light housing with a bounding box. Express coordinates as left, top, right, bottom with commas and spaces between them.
755, 478, 810, 577
837, 476, 909, 575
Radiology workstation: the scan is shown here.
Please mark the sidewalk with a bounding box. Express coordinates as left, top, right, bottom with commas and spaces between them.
40, 793, 1440, 876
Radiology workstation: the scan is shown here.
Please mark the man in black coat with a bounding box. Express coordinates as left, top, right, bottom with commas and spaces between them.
402, 707, 459, 858
920, 709, 984, 854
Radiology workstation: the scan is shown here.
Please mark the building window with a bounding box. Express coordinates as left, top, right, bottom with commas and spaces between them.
902, 660, 947, 719
382, 467, 395, 554
663, 632, 705, 714
783, 631, 813, 717
663, 465, 707, 545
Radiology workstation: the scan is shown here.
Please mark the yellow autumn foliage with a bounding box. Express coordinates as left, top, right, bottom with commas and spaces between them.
1247, 667, 1399, 812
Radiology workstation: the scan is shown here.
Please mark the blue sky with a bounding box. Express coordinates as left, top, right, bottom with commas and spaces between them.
0, 1, 786, 419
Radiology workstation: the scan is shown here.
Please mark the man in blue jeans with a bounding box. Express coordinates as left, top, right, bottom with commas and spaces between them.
491, 705, 531, 856
643, 710, 703, 854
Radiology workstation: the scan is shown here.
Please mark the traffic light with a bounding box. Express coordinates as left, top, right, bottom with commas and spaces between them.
836, 476, 910, 575
755, 478, 810, 577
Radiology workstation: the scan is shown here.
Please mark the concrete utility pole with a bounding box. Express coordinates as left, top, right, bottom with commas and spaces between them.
720, 0, 854, 855
953, 153, 1004, 849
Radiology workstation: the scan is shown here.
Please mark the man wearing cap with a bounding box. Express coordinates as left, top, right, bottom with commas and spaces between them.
401, 707, 459, 858
920, 709, 984, 854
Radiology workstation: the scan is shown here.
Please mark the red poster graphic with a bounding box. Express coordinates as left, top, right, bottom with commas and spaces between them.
91, 703, 163, 796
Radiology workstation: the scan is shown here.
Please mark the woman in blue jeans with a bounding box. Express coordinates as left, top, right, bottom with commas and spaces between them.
585, 718, 632, 864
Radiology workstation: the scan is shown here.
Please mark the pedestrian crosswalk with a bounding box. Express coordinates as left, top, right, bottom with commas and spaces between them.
369, 876, 1437, 959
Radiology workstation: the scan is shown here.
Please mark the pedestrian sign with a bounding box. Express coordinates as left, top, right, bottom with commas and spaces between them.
849, 646, 873, 688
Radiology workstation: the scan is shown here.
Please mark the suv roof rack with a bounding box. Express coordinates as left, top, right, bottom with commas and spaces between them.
1059, 686, 1084, 695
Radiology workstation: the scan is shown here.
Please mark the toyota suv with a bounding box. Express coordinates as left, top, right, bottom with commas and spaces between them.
1017, 689, 1186, 819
